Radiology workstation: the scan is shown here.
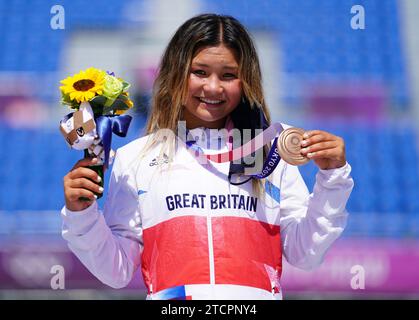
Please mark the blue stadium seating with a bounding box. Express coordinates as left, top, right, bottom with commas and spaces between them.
0, 0, 129, 72
0, 117, 145, 211
203, 0, 408, 108
0, 0, 408, 107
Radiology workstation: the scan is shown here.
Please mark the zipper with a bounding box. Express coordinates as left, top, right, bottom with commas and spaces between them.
148, 284, 153, 300
207, 212, 215, 286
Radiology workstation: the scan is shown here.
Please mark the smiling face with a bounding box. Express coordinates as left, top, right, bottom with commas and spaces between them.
183, 45, 242, 129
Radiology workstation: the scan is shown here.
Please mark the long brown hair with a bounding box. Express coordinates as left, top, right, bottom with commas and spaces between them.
143, 13, 272, 195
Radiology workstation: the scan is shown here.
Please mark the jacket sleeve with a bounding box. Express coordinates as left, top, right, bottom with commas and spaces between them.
61, 151, 143, 288
279, 162, 354, 270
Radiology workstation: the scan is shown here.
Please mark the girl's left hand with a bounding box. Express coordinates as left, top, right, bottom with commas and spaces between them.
300, 130, 346, 170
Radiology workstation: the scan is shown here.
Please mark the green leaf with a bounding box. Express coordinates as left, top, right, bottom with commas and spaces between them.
87, 94, 132, 116
89, 95, 106, 116
60, 93, 80, 109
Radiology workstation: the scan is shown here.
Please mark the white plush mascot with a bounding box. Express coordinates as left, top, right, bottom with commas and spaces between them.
59, 102, 96, 149
59, 102, 109, 163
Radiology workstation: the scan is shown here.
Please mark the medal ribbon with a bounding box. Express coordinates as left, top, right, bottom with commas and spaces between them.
184, 122, 284, 179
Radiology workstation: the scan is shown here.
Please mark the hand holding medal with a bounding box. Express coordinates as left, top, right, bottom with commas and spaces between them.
185, 122, 346, 184
277, 128, 310, 166
277, 127, 346, 170
299, 130, 347, 170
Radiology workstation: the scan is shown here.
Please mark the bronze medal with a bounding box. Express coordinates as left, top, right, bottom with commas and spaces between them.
277, 128, 310, 166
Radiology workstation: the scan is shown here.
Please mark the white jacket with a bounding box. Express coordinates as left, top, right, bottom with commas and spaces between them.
61, 124, 354, 300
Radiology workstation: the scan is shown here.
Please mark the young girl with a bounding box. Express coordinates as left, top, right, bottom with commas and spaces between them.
62, 14, 353, 300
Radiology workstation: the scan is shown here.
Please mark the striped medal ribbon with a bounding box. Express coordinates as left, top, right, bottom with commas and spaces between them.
184, 123, 309, 179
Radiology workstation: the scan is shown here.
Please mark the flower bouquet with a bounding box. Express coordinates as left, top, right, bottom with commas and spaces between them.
59, 67, 133, 199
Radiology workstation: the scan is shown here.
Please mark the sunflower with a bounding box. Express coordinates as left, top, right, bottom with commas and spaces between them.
60, 67, 106, 103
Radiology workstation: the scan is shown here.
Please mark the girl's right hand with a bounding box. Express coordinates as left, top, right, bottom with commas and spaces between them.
63, 157, 104, 212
